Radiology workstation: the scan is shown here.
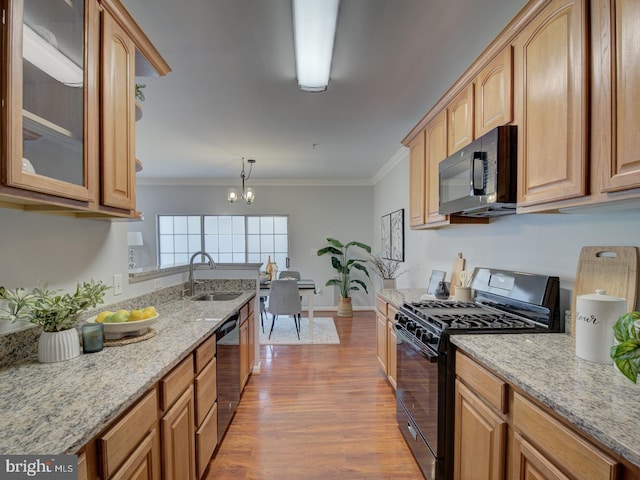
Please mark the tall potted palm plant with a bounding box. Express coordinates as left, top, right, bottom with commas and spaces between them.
317, 237, 371, 317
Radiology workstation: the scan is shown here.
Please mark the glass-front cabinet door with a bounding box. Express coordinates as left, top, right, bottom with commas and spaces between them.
4, 0, 97, 203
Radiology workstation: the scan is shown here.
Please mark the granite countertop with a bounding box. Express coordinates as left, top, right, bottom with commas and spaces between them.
376, 288, 430, 308
451, 333, 640, 468
0, 291, 254, 455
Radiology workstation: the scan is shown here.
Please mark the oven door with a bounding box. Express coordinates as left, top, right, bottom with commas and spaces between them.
395, 325, 446, 475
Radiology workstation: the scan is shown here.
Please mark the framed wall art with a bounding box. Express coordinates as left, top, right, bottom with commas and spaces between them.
381, 208, 404, 262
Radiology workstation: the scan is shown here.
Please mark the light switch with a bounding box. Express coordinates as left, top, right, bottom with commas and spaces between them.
113, 274, 123, 296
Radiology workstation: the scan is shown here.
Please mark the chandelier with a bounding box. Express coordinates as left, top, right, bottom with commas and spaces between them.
227, 158, 256, 204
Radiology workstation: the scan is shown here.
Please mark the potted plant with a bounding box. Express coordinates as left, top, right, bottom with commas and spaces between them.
0, 280, 109, 363
317, 238, 371, 317
368, 253, 407, 289
610, 311, 640, 383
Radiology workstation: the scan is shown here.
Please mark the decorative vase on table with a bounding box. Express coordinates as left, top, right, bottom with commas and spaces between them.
38, 328, 81, 363
383, 278, 396, 289
337, 296, 353, 317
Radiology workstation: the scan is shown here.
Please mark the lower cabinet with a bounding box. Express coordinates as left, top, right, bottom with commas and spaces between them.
77, 452, 88, 480
375, 296, 398, 390
194, 336, 217, 479
80, 298, 258, 480
161, 386, 196, 480
386, 305, 398, 389
376, 311, 388, 373
511, 392, 618, 480
454, 380, 506, 480
455, 351, 630, 480
98, 388, 161, 480
239, 295, 256, 391
160, 355, 196, 480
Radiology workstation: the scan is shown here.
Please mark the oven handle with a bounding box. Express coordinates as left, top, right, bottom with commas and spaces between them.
394, 325, 440, 362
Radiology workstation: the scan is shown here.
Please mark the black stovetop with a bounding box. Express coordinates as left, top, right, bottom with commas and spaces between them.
398, 267, 562, 336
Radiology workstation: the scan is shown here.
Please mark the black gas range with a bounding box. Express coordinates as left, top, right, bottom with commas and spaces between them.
395, 268, 562, 480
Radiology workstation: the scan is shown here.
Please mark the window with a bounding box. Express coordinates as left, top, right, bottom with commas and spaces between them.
158, 215, 289, 268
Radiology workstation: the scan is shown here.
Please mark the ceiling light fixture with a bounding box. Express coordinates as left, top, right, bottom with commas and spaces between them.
228, 158, 256, 205
292, 0, 340, 92
22, 23, 83, 87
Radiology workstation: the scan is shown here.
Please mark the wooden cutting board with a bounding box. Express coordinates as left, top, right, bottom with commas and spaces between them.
450, 252, 466, 296
571, 246, 639, 336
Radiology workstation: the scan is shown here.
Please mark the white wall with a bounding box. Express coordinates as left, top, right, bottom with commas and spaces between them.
2, 163, 640, 321
0, 208, 136, 303
373, 149, 640, 315
134, 184, 375, 309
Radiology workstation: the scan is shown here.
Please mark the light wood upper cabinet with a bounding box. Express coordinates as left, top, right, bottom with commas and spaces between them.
425, 109, 448, 225
408, 131, 426, 227
447, 84, 474, 154
0, 0, 168, 217
100, 4, 136, 211
594, 0, 640, 193
2, 0, 99, 205
475, 47, 513, 137
513, 0, 589, 209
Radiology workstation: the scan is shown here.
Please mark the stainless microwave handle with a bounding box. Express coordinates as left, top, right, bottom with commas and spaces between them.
470, 151, 486, 195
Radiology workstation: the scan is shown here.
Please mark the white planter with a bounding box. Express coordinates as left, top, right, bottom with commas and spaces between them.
382, 279, 396, 289
38, 329, 81, 363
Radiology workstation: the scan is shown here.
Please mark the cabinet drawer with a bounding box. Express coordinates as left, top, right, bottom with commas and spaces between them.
376, 297, 388, 316
388, 304, 398, 320
455, 352, 507, 413
240, 303, 249, 323
513, 392, 618, 479
110, 428, 160, 480
195, 357, 217, 426
196, 403, 218, 479
77, 451, 87, 480
99, 387, 158, 478
160, 355, 194, 411
194, 335, 215, 374
247, 296, 255, 316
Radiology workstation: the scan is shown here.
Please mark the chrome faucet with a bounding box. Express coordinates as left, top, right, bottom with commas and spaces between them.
188, 251, 216, 296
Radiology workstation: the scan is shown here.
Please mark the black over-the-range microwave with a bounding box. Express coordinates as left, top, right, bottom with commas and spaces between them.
438, 125, 517, 217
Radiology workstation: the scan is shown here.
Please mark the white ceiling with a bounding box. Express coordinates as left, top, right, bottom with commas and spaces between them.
122, 0, 527, 185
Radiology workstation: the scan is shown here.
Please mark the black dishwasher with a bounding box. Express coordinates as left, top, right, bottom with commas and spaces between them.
216, 314, 240, 444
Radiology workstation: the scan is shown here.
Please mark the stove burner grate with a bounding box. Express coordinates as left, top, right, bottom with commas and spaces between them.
410, 300, 478, 309
428, 312, 536, 330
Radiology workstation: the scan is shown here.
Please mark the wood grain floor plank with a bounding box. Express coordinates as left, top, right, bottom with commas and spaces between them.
204, 311, 424, 480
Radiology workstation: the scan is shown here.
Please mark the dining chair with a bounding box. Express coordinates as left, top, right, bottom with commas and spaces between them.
266, 279, 302, 340
259, 296, 266, 333
278, 270, 301, 280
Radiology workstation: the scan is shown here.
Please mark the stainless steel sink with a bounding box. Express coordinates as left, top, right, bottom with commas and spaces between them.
192, 292, 243, 301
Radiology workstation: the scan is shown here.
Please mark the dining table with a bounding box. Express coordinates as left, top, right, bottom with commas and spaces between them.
259, 279, 317, 338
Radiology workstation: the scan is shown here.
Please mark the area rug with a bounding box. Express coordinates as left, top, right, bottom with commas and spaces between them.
259, 317, 340, 345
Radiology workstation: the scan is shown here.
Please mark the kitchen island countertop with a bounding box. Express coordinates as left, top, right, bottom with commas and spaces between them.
0, 291, 254, 455
452, 333, 640, 469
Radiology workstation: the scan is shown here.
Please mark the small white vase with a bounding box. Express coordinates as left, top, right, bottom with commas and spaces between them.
38, 329, 81, 363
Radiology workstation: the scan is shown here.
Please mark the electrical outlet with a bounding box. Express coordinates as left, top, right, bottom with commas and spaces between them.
113, 274, 123, 296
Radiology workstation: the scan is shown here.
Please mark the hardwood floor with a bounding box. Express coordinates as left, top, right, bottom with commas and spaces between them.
204, 311, 424, 480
